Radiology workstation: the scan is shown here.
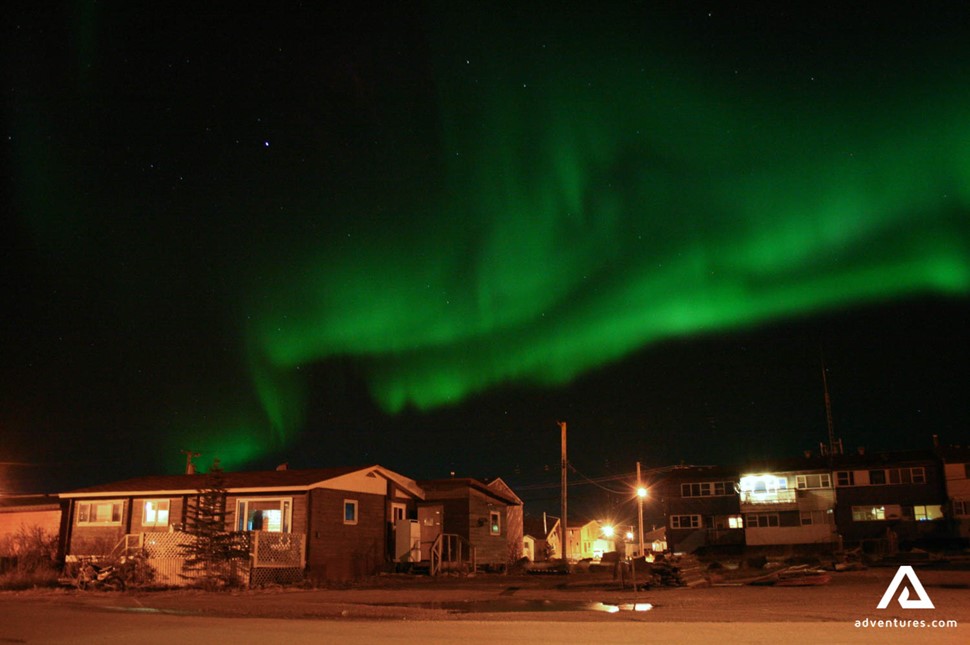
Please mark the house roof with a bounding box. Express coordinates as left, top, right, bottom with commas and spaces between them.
523, 515, 559, 539
418, 478, 522, 506
936, 445, 970, 463
59, 465, 424, 499
487, 477, 523, 505
0, 494, 61, 512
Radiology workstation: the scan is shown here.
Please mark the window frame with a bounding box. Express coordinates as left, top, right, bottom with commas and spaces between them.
953, 499, 969, 517
235, 497, 293, 533
76, 500, 124, 526
745, 513, 780, 528
836, 471, 855, 487
795, 473, 832, 489
670, 514, 701, 529
913, 504, 943, 521
489, 510, 501, 535
141, 499, 170, 527
681, 481, 734, 497
343, 499, 359, 526
852, 505, 886, 521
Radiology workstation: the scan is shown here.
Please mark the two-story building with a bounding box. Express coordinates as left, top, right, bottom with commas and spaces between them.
738, 456, 838, 550
661, 466, 744, 554
935, 446, 970, 542
831, 450, 947, 550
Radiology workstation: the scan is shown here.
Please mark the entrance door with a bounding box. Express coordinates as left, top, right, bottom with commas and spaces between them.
418, 505, 443, 562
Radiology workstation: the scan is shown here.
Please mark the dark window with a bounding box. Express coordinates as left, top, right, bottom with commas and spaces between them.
869, 470, 887, 485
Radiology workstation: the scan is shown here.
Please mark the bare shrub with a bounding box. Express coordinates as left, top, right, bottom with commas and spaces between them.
0, 524, 61, 590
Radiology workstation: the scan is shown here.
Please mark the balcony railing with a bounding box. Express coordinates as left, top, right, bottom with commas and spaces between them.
740, 489, 798, 505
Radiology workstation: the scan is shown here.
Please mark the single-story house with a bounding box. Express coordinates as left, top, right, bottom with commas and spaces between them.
0, 494, 63, 558
59, 464, 424, 584
417, 477, 523, 572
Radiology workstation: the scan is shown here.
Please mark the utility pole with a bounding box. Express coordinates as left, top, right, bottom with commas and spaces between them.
558, 421, 567, 562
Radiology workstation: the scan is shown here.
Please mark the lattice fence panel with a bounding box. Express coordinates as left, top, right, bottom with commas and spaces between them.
137, 531, 251, 587
252, 532, 305, 568
140, 532, 191, 586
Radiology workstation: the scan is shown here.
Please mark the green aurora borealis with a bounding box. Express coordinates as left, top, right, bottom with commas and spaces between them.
244, 9, 970, 439
5, 5, 970, 476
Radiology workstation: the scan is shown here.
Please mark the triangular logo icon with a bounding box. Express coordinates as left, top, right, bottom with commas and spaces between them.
876, 565, 935, 609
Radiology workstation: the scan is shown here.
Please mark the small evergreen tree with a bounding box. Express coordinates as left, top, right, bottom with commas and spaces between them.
179, 460, 249, 588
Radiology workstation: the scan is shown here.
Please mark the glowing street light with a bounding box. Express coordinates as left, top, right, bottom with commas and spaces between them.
601, 524, 615, 538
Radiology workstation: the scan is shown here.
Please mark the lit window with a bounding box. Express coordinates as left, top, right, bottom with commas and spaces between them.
236, 498, 292, 532
77, 500, 124, 525
344, 500, 358, 525
913, 505, 943, 521
490, 511, 501, 535
852, 506, 886, 521
142, 500, 170, 527
727, 515, 743, 529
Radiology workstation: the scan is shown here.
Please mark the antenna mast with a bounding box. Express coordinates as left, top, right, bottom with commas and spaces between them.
820, 355, 841, 457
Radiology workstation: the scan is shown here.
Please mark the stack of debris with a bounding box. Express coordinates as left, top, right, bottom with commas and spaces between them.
639, 554, 709, 588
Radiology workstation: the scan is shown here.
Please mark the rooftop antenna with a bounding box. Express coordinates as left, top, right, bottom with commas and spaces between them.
820, 352, 842, 459
181, 449, 201, 475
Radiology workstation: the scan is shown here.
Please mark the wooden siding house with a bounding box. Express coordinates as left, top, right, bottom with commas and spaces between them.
487, 478, 524, 566
418, 477, 522, 571
523, 514, 560, 561
59, 465, 424, 584
0, 494, 63, 561
565, 519, 614, 561
0, 495, 62, 541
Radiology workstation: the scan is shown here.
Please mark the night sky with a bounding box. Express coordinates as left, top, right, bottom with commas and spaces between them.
3, 3, 969, 519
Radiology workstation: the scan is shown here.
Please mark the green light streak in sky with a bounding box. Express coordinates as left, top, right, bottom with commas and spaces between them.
10, 8, 969, 462
164, 414, 267, 473
247, 18, 970, 424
